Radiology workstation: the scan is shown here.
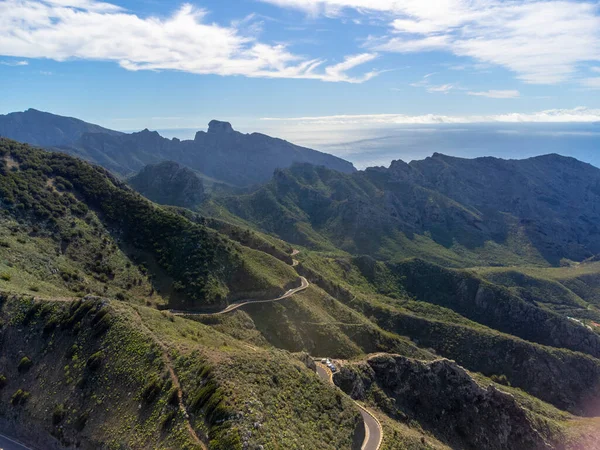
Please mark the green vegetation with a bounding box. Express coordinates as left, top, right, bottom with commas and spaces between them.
17, 356, 32, 372
208, 163, 557, 267
10, 389, 30, 406
0, 139, 295, 309
3, 137, 600, 449
0, 295, 362, 449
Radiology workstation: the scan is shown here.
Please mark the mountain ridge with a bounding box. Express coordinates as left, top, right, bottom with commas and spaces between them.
0, 109, 356, 186
0, 108, 123, 147
211, 152, 600, 267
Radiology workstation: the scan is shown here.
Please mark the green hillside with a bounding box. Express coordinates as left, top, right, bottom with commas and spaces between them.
2, 139, 600, 449
0, 139, 296, 311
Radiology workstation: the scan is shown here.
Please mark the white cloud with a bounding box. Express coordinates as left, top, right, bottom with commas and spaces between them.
592, 67, 600, 73
426, 83, 454, 94
260, 107, 600, 125
0, 0, 376, 83
410, 73, 457, 94
0, 60, 28, 66
323, 53, 380, 83
468, 90, 520, 99
581, 78, 600, 89
263, 0, 600, 85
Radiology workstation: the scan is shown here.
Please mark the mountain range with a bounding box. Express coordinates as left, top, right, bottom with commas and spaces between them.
211, 153, 600, 267
0, 109, 355, 186
1, 108, 600, 450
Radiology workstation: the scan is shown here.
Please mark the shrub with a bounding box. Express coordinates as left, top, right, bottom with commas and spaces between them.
10, 389, 29, 406
18, 356, 32, 373
160, 409, 177, 430
52, 403, 66, 425
141, 376, 162, 403
167, 387, 179, 406
86, 351, 103, 371
0, 272, 11, 281
490, 374, 511, 386
74, 412, 89, 431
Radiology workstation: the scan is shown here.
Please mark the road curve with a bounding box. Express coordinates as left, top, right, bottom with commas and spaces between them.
0, 432, 34, 450
315, 363, 383, 450
170, 276, 309, 316
169, 248, 382, 448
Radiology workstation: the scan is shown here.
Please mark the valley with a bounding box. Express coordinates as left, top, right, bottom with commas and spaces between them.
0, 0, 597, 447
1, 127, 600, 449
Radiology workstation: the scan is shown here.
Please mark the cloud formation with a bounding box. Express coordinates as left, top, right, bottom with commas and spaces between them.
468, 90, 520, 99
582, 78, 600, 89
261, 107, 600, 125
263, 0, 600, 85
0, 0, 376, 82
0, 60, 28, 66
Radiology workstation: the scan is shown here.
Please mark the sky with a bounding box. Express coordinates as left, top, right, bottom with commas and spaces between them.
0, 0, 600, 167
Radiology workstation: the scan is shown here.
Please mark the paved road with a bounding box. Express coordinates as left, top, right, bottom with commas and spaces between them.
358, 408, 382, 450
315, 363, 382, 450
0, 433, 33, 450
170, 276, 309, 316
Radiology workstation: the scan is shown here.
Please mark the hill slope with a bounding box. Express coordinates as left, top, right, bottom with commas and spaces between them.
0, 109, 122, 147
128, 161, 205, 208
0, 138, 297, 310
2, 139, 600, 449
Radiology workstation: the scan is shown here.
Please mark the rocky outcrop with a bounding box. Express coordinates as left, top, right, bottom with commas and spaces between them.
334, 354, 552, 450
208, 120, 234, 134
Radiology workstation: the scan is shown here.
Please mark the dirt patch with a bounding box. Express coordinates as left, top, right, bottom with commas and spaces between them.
3, 156, 20, 170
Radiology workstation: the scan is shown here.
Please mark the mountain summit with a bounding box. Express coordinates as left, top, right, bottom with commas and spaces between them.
207, 119, 234, 134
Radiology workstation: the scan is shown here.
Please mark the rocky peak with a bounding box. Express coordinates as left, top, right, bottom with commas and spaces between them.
387, 159, 424, 183
208, 120, 234, 134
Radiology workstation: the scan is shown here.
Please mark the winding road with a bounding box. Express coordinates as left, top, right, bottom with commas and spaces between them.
170, 276, 309, 316
316, 364, 383, 450
167, 249, 383, 450
0, 432, 33, 450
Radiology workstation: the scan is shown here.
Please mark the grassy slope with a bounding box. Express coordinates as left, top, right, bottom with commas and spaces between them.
198, 285, 432, 361
4, 137, 600, 448
475, 262, 600, 321
295, 252, 600, 417
0, 139, 296, 310
0, 295, 362, 450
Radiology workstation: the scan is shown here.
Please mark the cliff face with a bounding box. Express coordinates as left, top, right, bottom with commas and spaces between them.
334, 354, 552, 450
404, 153, 600, 264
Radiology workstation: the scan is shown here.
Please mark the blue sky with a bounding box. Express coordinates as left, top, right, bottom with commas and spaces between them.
0, 0, 599, 136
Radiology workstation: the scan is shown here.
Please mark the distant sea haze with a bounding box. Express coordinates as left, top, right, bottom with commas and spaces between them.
150, 123, 600, 170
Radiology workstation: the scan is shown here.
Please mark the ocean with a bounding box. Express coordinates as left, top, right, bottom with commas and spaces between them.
155, 122, 600, 170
